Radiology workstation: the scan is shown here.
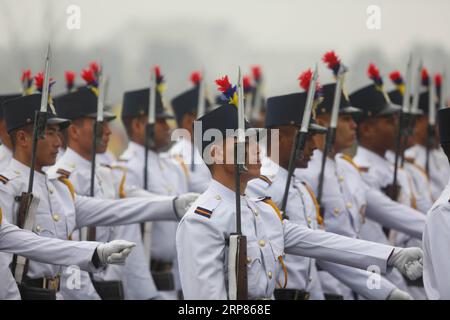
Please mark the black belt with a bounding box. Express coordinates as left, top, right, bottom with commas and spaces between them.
150, 259, 174, 291
19, 276, 60, 300
404, 276, 424, 287
324, 293, 344, 300
22, 276, 61, 291
151, 259, 173, 272
91, 280, 124, 300
274, 289, 310, 300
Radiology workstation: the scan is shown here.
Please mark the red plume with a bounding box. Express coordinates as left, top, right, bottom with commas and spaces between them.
89, 62, 100, 75
435, 73, 442, 87
367, 63, 383, 86
34, 72, 44, 91
154, 65, 161, 78
389, 70, 403, 85
81, 68, 96, 85
190, 71, 202, 85
65, 71, 76, 91
421, 68, 429, 86
215, 75, 232, 93
21, 69, 32, 83
322, 51, 341, 75
298, 69, 313, 91
243, 75, 252, 91
34, 72, 55, 92
251, 65, 262, 82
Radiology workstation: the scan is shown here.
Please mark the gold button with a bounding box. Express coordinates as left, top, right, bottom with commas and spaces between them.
268, 271, 272, 279
52, 214, 60, 222
215, 195, 221, 200
259, 240, 266, 247
49, 188, 54, 195
307, 217, 312, 225
334, 208, 340, 215
14, 170, 20, 175
70, 163, 75, 169
346, 202, 353, 209
247, 257, 252, 264
252, 208, 258, 216
309, 277, 313, 282
36, 225, 41, 232
338, 175, 344, 182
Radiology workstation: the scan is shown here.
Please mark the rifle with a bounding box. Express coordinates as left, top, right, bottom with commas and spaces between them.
391, 55, 413, 199
426, 76, 436, 176
191, 69, 206, 172
228, 67, 248, 300
11, 44, 51, 278
87, 67, 105, 242
317, 64, 346, 213
280, 65, 319, 219
141, 68, 157, 237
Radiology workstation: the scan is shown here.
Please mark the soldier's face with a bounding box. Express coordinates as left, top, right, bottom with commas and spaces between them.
154, 118, 171, 149
413, 116, 428, 146
70, 118, 112, 154
298, 133, 318, 168
219, 136, 261, 180
362, 115, 397, 151
335, 114, 357, 151
36, 124, 62, 167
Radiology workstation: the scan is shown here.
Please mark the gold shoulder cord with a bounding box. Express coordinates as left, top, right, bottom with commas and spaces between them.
261, 198, 288, 289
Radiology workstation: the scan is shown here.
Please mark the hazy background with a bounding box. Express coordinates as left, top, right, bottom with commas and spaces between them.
1, 0, 449, 153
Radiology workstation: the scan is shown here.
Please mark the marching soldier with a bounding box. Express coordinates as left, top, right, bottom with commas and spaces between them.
423, 106, 450, 299
49, 86, 185, 299
169, 71, 212, 193
405, 88, 450, 200
0, 92, 21, 299
0, 93, 192, 299
349, 65, 428, 298
248, 83, 411, 300
175, 78, 424, 300
298, 81, 418, 299
117, 85, 190, 299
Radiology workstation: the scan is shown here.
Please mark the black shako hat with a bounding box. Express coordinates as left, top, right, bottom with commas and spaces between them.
121, 88, 173, 120
53, 86, 116, 121
171, 85, 211, 125
196, 104, 253, 156
350, 84, 401, 120
3, 94, 70, 133
0, 93, 22, 118
264, 92, 327, 133
438, 107, 450, 144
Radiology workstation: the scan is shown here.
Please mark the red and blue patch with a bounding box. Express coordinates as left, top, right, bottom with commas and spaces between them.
194, 206, 213, 219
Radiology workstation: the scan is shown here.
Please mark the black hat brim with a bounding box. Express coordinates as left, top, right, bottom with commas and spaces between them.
48, 117, 71, 130
377, 103, 401, 117
86, 111, 117, 121
156, 111, 175, 120
309, 123, 328, 134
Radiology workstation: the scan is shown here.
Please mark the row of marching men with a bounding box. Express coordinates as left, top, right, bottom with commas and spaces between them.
0, 49, 448, 300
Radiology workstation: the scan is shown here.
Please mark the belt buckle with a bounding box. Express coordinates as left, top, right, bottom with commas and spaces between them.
45, 276, 60, 291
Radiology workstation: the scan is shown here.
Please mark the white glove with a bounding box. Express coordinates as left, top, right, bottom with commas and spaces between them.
96, 240, 136, 266
388, 247, 423, 280
387, 288, 413, 300
173, 192, 200, 219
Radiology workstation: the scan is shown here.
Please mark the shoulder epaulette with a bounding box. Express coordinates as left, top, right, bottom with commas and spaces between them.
258, 175, 272, 186
193, 194, 222, 219
0, 174, 10, 184
340, 154, 361, 172
56, 168, 71, 179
